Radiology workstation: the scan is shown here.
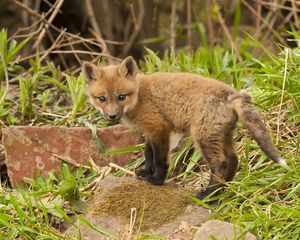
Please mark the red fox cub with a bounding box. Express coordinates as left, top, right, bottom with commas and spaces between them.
82, 56, 286, 199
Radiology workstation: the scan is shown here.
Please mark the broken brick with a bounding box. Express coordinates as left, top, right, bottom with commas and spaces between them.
2, 125, 142, 186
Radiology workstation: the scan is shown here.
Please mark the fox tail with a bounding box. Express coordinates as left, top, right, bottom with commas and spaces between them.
229, 90, 287, 167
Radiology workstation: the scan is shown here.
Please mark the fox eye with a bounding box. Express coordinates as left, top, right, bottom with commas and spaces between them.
118, 95, 126, 101
98, 96, 106, 103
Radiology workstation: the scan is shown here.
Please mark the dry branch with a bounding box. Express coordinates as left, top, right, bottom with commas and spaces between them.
109, 163, 135, 176
54, 154, 90, 169
186, 0, 192, 53
206, 0, 215, 47
256, 0, 300, 12
12, 0, 118, 71
40, 28, 66, 62
291, 0, 299, 30
21, 0, 31, 26
34, 0, 64, 48
254, 1, 262, 38
88, 157, 101, 175
84, 0, 110, 56
170, 0, 177, 49
241, 0, 286, 44
121, 0, 145, 57
212, 0, 242, 62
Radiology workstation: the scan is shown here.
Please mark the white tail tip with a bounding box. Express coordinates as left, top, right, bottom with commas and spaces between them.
278, 158, 288, 167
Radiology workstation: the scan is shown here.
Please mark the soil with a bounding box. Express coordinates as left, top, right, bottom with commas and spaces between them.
92, 181, 193, 230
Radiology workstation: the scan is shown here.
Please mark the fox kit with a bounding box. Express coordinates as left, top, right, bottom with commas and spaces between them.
82, 56, 286, 199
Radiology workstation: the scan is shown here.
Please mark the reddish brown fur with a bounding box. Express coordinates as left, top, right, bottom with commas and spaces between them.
82, 57, 285, 199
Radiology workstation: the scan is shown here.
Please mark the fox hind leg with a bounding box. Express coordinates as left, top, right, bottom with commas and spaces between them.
223, 133, 239, 181
195, 138, 230, 199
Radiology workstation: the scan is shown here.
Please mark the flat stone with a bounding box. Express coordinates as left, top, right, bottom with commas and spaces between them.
193, 220, 257, 240
68, 176, 211, 239
2, 125, 141, 186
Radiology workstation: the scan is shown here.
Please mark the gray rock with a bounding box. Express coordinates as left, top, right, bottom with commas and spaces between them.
155, 204, 211, 237
193, 220, 257, 240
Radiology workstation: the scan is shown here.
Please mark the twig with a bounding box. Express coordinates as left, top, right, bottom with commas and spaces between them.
50, 50, 118, 58
278, 12, 293, 31
127, 208, 137, 240
79, 176, 98, 192
41, 112, 65, 118
276, 48, 289, 144
241, 0, 286, 44
0, 51, 9, 105
16, 50, 118, 63
54, 154, 90, 169
109, 163, 135, 176
45, 28, 69, 69
121, 0, 145, 57
84, 0, 110, 57
13, 0, 114, 61
79, 166, 111, 192
291, 0, 299, 30
67, 37, 81, 65
212, 0, 242, 62
254, 1, 262, 38
186, 0, 192, 53
34, 0, 64, 48
33, 0, 42, 12
21, 0, 31, 26
13, 0, 43, 20
13, 22, 44, 39
13, 0, 62, 34
206, 0, 215, 47
255, 0, 300, 12
40, 28, 66, 62
129, 1, 138, 30
88, 157, 101, 174
14, 1, 105, 49
170, 0, 177, 49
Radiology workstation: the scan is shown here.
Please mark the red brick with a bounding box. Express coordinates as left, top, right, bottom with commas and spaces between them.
2, 125, 142, 186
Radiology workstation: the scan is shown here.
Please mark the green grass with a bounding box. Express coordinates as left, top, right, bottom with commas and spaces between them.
0, 28, 299, 239
0, 164, 88, 239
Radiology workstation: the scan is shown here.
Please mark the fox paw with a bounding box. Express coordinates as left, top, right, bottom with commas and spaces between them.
135, 168, 152, 180
195, 190, 211, 200
144, 175, 165, 185
196, 187, 223, 200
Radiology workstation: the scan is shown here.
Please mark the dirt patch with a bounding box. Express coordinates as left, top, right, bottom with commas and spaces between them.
92, 181, 192, 230
66, 176, 211, 239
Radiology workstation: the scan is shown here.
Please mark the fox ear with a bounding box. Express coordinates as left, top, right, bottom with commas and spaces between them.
118, 56, 137, 78
82, 61, 99, 83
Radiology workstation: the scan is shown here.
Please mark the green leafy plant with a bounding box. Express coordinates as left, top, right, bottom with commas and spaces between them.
65, 73, 87, 116
0, 29, 30, 88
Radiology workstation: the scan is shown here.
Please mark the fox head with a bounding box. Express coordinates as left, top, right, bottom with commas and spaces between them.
82, 56, 139, 122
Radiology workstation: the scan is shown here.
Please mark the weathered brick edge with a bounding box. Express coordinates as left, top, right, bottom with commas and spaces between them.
2, 125, 142, 187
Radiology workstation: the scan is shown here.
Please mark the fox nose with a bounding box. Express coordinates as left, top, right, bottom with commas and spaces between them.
108, 114, 118, 120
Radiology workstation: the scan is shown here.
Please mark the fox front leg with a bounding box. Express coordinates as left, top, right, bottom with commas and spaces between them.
135, 140, 155, 179
136, 129, 170, 185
